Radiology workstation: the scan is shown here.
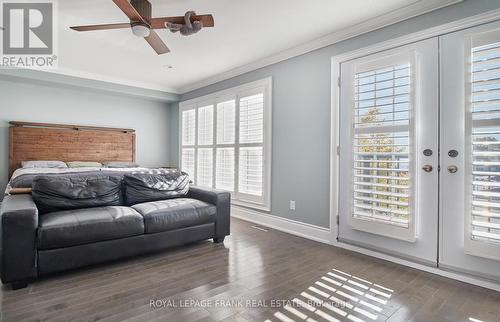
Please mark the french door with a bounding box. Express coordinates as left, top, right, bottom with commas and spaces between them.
338, 38, 439, 265
339, 21, 500, 280
440, 21, 500, 280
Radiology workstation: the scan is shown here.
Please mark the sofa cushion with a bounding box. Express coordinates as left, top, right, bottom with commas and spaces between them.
32, 175, 122, 214
124, 169, 189, 205
38, 206, 144, 249
131, 198, 216, 234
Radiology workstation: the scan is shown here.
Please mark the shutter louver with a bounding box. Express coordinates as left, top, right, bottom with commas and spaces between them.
198, 105, 214, 145
181, 148, 195, 180
181, 109, 196, 146
239, 147, 263, 196
217, 100, 236, 144
352, 64, 412, 228
197, 148, 213, 188
216, 148, 235, 191
239, 93, 264, 144
470, 41, 500, 243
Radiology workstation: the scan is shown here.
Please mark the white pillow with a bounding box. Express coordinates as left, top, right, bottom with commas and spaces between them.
22, 161, 68, 169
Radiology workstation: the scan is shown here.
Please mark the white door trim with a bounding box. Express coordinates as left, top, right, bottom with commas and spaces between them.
332, 8, 500, 65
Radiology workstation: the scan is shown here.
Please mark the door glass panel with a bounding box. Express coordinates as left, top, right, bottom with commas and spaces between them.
353, 64, 412, 228
470, 40, 500, 244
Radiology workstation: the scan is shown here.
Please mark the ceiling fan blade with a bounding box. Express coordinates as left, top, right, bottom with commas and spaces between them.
144, 30, 170, 54
149, 14, 214, 29
70, 23, 131, 32
113, 0, 146, 23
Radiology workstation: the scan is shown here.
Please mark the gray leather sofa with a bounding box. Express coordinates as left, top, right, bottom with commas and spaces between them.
0, 172, 230, 289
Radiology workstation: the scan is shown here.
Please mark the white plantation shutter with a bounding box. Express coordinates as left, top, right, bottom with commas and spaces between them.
198, 105, 214, 145
181, 109, 196, 146
239, 147, 263, 196
239, 93, 264, 144
217, 100, 236, 144
181, 148, 195, 179
469, 40, 500, 244
216, 148, 235, 191
352, 63, 412, 228
238, 92, 265, 199
197, 148, 213, 187
179, 78, 271, 210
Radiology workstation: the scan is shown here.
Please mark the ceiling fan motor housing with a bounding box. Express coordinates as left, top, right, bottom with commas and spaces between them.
131, 0, 152, 22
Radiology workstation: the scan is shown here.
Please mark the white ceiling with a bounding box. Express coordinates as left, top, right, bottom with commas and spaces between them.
54, 0, 458, 93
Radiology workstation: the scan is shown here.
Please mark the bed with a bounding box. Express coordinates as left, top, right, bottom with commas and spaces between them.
6, 121, 151, 194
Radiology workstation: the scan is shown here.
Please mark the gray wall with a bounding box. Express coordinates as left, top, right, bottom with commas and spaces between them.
0, 78, 173, 196
171, 0, 500, 228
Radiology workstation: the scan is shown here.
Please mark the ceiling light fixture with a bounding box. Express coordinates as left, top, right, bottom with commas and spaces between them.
131, 23, 150, 38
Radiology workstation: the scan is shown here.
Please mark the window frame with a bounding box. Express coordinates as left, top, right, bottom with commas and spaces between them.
344, 50, 419, 242
179, 77, 272, 211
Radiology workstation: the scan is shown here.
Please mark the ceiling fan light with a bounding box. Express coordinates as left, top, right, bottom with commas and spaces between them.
131, 24, 150, 38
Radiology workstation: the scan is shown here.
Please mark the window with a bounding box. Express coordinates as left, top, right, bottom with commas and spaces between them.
179, 78, 272, 210
468, 37, 500, 246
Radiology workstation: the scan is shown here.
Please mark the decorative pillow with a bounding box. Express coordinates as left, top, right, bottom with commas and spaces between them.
32, 175, 122, 214
22, 161, 67, 169
124, 169, 189, 205
104, 161, 139, 168
66, 161, 103, 168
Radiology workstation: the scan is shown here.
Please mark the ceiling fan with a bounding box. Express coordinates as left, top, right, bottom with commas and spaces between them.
70, 0, 214, 55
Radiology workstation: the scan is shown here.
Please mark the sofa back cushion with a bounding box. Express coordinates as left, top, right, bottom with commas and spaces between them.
124, 169, 189, 205
32, 175, 122, 214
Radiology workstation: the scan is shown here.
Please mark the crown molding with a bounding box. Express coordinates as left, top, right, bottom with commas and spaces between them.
47, 67, 181, 94
178, 0, 463, 94
0, 68, 180, 103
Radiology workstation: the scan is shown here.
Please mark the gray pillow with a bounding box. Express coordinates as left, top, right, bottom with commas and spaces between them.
124, 169, 189, 205
22, 160, 68, 169
104, 161, 139, 168
32, 175, 122, 214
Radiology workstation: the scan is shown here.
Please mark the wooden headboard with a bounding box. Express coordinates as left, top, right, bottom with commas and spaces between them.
9, 121, 136, 177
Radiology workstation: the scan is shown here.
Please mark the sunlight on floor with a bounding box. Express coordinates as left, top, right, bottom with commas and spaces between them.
265, 268, 394, 322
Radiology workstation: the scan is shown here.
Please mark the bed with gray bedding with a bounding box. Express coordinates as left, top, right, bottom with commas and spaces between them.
6, 167, 152, 194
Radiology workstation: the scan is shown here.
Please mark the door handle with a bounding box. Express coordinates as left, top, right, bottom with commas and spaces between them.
422, 165, 433, 172
447, 165, 458, 173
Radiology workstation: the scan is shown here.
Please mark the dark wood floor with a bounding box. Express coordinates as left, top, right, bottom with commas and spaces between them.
1, 218, 500, 322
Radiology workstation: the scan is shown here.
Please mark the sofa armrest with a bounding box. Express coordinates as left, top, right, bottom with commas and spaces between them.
1, 194, 39, 284
187, 186, 230, 238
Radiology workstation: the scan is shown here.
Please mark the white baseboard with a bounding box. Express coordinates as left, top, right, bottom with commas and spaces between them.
231, 206, 333, 245
231, 207, 500, 292
334, 242, 500, 292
